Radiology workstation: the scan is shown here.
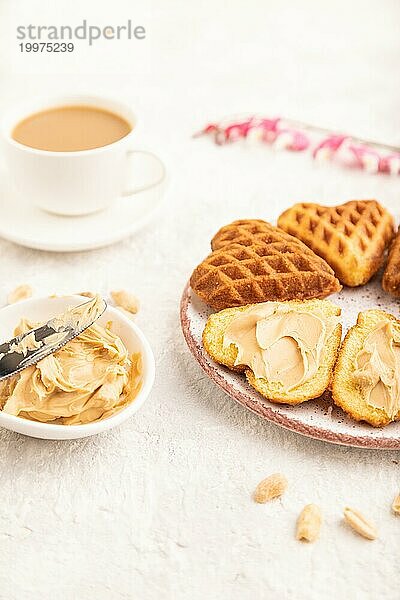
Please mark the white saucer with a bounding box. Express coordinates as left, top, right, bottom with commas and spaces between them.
0, 169, 167, 253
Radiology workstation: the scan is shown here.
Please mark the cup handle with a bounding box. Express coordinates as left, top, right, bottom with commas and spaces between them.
122, 150, 166, 196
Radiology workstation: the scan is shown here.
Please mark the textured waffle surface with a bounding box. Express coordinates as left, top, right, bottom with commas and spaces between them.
382, 226, 400, 297
190, 238, 341, 310
211, 219, 310, 251
277, 200, 394, 286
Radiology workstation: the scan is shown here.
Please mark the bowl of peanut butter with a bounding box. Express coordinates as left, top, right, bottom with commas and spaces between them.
0, 295, 155, 439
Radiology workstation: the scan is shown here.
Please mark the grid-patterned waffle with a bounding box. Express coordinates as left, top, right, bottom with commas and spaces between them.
278, 200, 394, 286
382, 226, 400, 297
190, 240, 342, 311
211, 219, 309, 252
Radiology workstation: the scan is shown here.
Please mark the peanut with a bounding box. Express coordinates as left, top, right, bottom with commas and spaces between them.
296, 504, 322, 542
343, 507, 377, 540
8, 284, 32, 304
253, 473, 287, 504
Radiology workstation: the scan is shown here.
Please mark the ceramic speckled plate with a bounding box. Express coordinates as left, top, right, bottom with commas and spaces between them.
180, 275, 400, 449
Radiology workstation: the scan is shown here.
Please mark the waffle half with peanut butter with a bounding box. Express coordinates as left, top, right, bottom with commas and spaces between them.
203, 299, 342, 405
332, 309, 400, 427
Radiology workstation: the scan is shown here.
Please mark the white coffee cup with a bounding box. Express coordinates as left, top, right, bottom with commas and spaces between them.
1, 94, 165, 216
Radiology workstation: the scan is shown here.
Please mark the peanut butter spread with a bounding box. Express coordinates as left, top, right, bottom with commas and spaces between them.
0, 317, 141, 425
223, 303, 338, 391
353, 321, 400, 419
0, 294, 106, 362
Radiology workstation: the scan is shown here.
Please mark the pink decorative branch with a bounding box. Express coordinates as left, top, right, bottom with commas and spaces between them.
194, 116, 400, 175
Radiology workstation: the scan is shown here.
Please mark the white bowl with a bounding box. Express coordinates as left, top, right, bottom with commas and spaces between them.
0, 295, 155, 439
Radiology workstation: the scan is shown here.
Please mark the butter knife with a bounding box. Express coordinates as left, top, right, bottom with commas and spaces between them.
0, 295, 106, 381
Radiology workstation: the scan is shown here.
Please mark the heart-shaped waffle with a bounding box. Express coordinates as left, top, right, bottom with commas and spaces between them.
211, 219, 310, 251
383, 226, 400, 297
278, 200, 395, 286
190, 230, 341, 310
